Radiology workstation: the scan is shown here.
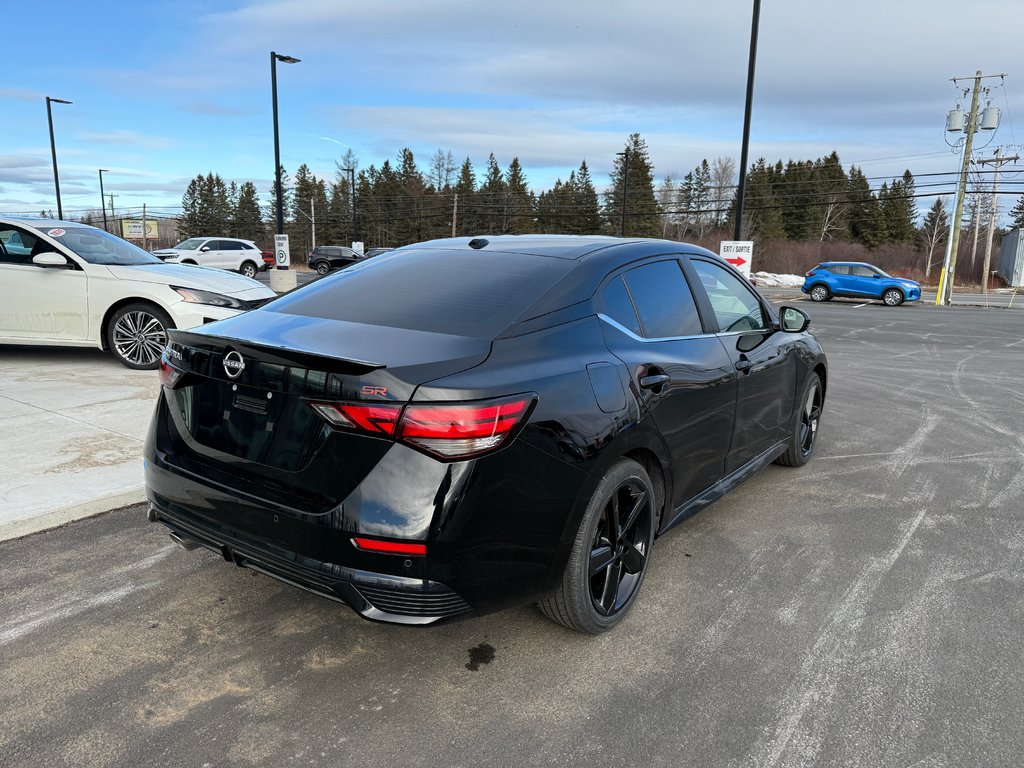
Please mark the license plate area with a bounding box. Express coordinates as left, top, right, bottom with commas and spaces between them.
174, 379, 323, 470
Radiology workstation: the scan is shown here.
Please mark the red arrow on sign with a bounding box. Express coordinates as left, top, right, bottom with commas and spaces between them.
725, 256, 747, 267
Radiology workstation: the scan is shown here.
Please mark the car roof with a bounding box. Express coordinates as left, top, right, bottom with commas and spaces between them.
820, 261, 876, 268
1, 216, 94, 230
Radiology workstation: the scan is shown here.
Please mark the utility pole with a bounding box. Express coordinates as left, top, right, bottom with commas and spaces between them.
98, 169, 109, 232
451, 192, 458, 238
310, 198, 316, 250
977, 148, 1020, 295
107, 194, 118, 234
142, 203, 148, 251
937, 70, 1005, 305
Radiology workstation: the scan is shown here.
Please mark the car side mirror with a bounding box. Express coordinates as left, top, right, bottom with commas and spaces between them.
200, 245, 211, 252
872, 273, 881, 278
780, 306, 810, 333
32, 252, 71, 269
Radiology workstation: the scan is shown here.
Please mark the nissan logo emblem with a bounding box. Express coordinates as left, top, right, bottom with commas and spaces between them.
223, 350, 246, 379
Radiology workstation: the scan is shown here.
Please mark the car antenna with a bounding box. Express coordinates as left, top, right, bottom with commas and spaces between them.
468, 238, 488, 250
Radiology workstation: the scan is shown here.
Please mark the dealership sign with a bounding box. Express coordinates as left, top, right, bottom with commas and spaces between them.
120, 220, 158, 239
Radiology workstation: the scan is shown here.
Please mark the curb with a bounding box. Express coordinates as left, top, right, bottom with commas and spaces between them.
0, 488, 146, 543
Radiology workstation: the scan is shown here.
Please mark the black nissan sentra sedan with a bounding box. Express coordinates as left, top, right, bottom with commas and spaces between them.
145, 235, 827, 633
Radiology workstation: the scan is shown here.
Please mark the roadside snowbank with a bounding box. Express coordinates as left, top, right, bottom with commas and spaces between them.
751, 271, 805, 288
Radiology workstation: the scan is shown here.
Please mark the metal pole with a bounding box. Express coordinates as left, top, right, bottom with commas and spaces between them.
310, 198, 316, 250
451, 192, 458, 238
142, 203, 148, 251
733, 0, 761, 241
98, 169, 109, 231
617, 150, 629, 237
271, 51, 283, 237
46, 97, 67, 219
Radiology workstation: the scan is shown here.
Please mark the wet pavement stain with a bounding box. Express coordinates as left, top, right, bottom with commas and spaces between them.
465, 642, 496, 671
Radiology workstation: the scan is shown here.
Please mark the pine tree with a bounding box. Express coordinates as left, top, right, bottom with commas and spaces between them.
178, 176, 203, 239
504, 157, 533, 234
1009, 193, 1024, 230
736, 158, 785, 242
573, 160, 602, 234
847, 166, 886, 248
234, 181, 265, 244
477, 154, 506, 233
604, 134, 660, 237
454, 157, 477, 236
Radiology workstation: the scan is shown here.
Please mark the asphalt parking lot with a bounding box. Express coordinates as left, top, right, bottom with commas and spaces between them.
3, 300, 1023, 767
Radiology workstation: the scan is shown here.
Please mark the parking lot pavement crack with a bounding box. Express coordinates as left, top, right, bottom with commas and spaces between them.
0, 392, 143, 443
737, 507, 929, 768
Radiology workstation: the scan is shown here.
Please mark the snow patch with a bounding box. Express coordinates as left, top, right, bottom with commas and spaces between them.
751, 271, 805, 288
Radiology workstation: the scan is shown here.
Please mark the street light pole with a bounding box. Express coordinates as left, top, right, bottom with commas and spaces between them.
46, 96, 72, 219
270, 51, 300, 239
98, 169, 109, 232
733, 0, 761, 241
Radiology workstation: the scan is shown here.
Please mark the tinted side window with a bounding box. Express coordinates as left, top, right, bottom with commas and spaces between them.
203, 240, 221, 250
830, 264, 850, 275
221, 240, 243, 251
599, 275, 641, 335
691, 259, 768, 333
622, 260, 703, 338
0, 226, 42, 265
851, 265, 875, 277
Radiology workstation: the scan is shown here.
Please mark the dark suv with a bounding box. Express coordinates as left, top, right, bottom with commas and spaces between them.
308, 245, 362, 275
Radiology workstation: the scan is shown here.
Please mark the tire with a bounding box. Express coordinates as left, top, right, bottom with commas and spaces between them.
239, 260, 258, 279
775, 372, 824, 467
314, 261, 331, 276
538, 458, 656, 633
809, 284, 830, 302
882, 288, 904, 306
106, 302, 173, 370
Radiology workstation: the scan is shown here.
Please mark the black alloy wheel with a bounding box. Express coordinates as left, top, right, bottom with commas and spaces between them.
240, 261, 258, 279
107, 302, 173, 370
539, 458, 656, 633
809, 284, 830, 302
775, 372, 823, 467
315, 261, 331, 276
882, 288, 904, 306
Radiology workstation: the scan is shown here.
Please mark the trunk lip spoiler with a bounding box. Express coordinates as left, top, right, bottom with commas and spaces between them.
167, 328, 387, 372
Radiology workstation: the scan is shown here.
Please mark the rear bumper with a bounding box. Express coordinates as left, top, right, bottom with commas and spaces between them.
147, 486, 472, 625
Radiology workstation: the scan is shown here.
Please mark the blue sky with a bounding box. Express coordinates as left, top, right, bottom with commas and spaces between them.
3, 0, 1022, 222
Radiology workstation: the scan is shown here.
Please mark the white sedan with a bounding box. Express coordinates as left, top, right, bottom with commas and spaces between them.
0, 217, 276, 369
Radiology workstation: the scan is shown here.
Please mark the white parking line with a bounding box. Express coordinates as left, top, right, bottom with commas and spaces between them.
853, 303, 869, 308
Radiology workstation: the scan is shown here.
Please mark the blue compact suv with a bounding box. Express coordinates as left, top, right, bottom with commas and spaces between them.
802, 262, 921, 306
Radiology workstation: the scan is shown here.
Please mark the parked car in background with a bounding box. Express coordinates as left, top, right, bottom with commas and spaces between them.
802, 262, 921, 306
307, 245, 364, 275
148, 235, 827, 633
0, 218, 275, 369
260, 250, 275, 271
153, 237, 265, 279
364, 247, 393, 258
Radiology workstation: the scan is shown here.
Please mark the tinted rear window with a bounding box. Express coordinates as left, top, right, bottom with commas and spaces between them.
269, 247, 575, 337
622, 260, 703, 338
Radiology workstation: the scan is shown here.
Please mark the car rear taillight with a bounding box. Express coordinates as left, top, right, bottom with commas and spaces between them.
310, 403, 401, 434
159, 356, 185, 388
398, 397, 533, 458
351, 537, 427, 556
309, 395, 536, 460
805, 270, 817, 277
